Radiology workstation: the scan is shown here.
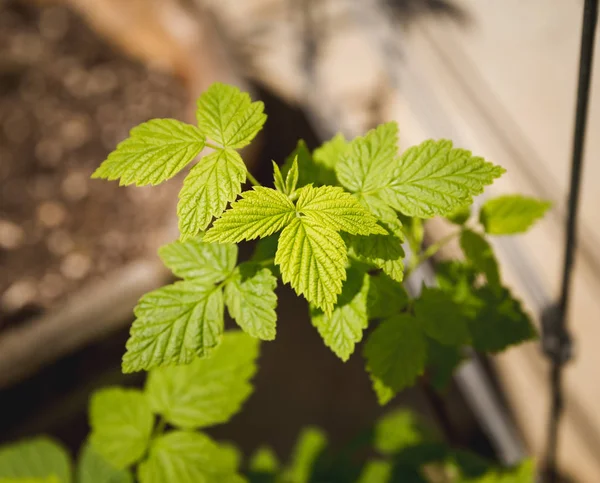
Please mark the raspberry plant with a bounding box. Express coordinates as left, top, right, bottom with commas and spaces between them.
0, 83, 551, 482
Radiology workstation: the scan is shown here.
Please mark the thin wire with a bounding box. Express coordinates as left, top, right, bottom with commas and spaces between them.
543, 0, 598, 480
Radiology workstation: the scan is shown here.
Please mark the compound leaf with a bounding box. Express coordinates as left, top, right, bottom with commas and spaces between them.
414, 287, 470, 346
145, 331, 259, 429
178, 148, 246, 239
364, 315, 427, 400
196, 83, 266, 149
0, 438, 71, 483
77, 440, 133, 483
92, 119, 205, 186
89, 388, 153, 470
382, 140, 504, 218
275, 218, 347, 316
137, 431, 242, 483
158, 237, 237, 283
310, 268, 370, 361
480, 195, 551, 235
296, 185, 387, 236
204, 187, 295, 243
123, 281, 224, 373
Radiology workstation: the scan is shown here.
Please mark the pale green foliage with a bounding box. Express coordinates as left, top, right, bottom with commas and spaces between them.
196, 82, 266, 149
77, 441, 133, 483
273, 161, 286, 194
374, 409, 429, 455
310, 268, 370, 361
296, 186, 387, 236
356, 460, 392, 483
480, 195, 551, 235
282, 428, 327, 483
145, 331, 259, 429
137, 431, 242, 483
275, 218, 347, 315
91, 119, 205, 186
0, 478, 59, 483
123, 281, 224, 372
312, 133, 348, 175
203, 187, 295, 243
89, 388, 154, 469
460, 229, 501, 287
225, 264, 278, 340
158, 237, 237, 284
178, 148, 247, 239
0, 438, 71, 483
446, 204, 471, 225
284, 156, 299, 195
383, 140, 504, 218
282, 140, 337, 187
414, 287, 470, 346
455, 458, 535, 483
249, 447, 280, 473
364, 315, 427, 400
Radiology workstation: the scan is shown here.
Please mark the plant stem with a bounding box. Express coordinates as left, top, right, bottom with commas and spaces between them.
246, 170, 262, 187
405, 230, 460, 278
205, 141, 221, 150
419, 378, 461, 447
154, 416, 167, 437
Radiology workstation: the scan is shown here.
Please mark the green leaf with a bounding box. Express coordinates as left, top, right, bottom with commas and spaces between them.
285, 156, 299, 195
137, 431, 241, 483
296, 185, 387, 236
272, 161, 286, 194
158, 237, 237, 283
275, 217, 347, 315
0, 438, 71, 482
77, 441, 133, 483
196, 83, 266, 149
468, 287, 537, 353
282, 140, 336, 188
145, 331, 259, 429
383, 140, 504, 218
456, 457, 535, 483
282, 428, 327, 483
460, 229, 501, 287
335, 122, 398, 193
249, 447, 280, 474
446, 204, 471, 225
374, 410, 430, 455
313, 133, 348, 175
204, 187, 295, 243
414, 287, 470, 346
364, 315, 427, 399
367, 273, 408, 320
92, 119, 205, 186
356, 460, 392, 483
89, 388, 153, 469
426, 339, 465, 392
123, 281, 224, 373
178, 148, 247, 239
371, 376, 395, 405
225, 264, 278, 340
310, 268, 370, 361
480, 195, 551, 235
0, 477, 59, 483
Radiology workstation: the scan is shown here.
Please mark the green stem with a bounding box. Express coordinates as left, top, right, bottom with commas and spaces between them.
154, 416, 167, 437
205, 141, 221, 150
405, 230, 460, 278
245, 170, 262, 187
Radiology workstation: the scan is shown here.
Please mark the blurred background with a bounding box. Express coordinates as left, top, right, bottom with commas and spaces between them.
1, 0, 599, 481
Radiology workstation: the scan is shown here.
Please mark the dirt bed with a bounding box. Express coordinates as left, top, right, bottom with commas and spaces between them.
0, 0, 188, 328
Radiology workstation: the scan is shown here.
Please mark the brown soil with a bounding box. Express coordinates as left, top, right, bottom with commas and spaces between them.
0, 0, 189, 328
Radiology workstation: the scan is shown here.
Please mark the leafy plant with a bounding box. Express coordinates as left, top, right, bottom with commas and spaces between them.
1, 82, 551, 481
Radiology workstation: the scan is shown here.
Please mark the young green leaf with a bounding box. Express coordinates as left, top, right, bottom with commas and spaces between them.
275, 217, 347, 315
414, 287, 470, 346
285, 156, 299, 195
468, 287, 537, 353
204, 187, 295, 243
89, 388, 154, 469
225, 264, 278, 340
282, 428, 327, 483
335, 122, 398, 193
374, 409, 431, 455
282, 140, 334, 187
313, 133, 348, 174
123, 281, 224, 373
310, 268, 370, 361
371, 376, 395, 406
480, 195, 551, 235
137, 431, 242, 483
296, 185, 387, 236
383, 140, 504, 218
0, 477, 59, 483
196, 82, 266, 149
460, 229, 501, 287
0, 438, 71, 483
364, 315, 427, 400
158, 237, 237, 283
145, 331, 259, 429
356, 460, 392, 483
272, 161, 286, 194
367, 273, 409, 320
91, 119, 205, 186
446, 204, 471, 225
177, 148, 247, 239
249, 446, 280, 474
77, 440, 133, 483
